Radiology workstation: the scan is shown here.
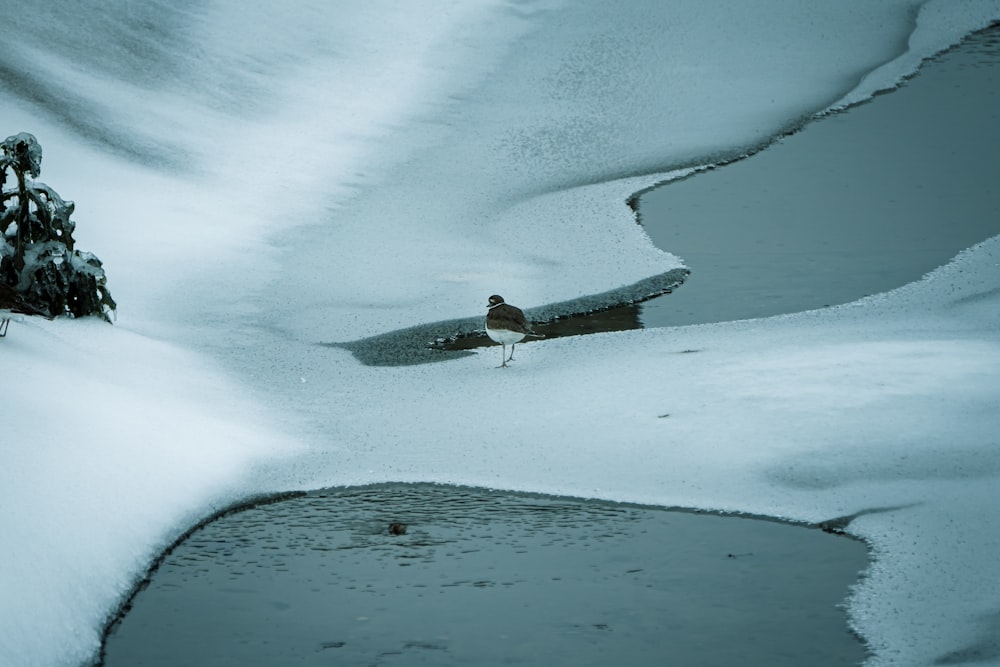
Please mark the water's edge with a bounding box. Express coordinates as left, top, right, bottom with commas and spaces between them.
97, 483, 873, 666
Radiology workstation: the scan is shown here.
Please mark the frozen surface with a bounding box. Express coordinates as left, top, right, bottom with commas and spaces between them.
1, 1, 999, 666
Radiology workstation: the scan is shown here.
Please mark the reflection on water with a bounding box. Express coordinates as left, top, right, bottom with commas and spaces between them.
101, 484, 868, 667
441, 302, 645, 352
337, 268, 687, 366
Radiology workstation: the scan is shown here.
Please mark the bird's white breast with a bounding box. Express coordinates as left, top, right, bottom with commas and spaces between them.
486, 327, 526, 345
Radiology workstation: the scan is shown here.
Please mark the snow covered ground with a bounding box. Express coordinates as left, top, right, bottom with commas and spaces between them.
2, 1, 999, 665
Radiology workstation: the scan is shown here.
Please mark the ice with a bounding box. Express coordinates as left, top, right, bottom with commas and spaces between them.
1, 1, 1000, 666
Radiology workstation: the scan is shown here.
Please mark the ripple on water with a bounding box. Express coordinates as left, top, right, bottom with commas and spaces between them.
102, 484, 868, 667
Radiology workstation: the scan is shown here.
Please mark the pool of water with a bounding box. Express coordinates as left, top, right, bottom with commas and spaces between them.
637, 25, 1000, 328
101, 484, 867, 666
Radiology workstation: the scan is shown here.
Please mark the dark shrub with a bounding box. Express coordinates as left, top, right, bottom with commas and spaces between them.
1, 132, 115, 321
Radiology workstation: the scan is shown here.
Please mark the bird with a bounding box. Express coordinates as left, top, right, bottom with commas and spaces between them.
485, 294, 542, 367
388, 522, 407, 536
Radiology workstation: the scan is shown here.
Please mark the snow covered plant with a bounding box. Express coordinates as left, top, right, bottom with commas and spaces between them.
0, 132, 115, 321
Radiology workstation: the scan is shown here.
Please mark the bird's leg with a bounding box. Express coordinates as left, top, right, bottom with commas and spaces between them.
506, 343, 516, 362
498, 343, 508, 368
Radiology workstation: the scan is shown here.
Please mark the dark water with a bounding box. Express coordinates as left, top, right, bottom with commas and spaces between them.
101, 485, 867, 667
638, 24, 1000, 328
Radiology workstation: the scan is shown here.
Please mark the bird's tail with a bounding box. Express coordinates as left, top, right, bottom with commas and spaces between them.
525, 332, 546, 338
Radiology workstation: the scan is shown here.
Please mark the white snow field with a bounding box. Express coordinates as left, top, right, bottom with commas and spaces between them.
1, 1, 999, 665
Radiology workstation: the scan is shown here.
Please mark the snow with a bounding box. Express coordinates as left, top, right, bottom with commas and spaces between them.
1, 1, 999, 666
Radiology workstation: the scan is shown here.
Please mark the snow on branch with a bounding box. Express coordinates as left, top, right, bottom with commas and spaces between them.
1, 132, 116, 324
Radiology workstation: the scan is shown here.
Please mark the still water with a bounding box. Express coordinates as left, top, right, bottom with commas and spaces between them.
638, 25, 1000, 328
101, 484, 867, 666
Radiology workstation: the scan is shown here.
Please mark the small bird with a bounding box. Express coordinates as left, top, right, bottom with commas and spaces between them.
388, 522, 407, 536
485, 294, 542, 368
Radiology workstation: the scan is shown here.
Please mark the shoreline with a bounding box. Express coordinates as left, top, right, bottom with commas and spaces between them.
101, 484, 870, 666
637, 24, 1000, 329
419, 24, 1000, 363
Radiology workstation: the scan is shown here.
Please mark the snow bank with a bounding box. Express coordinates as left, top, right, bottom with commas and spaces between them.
1, 1, 999, 666
247, 235, 1000, 667
0, 321, 298, 667
830, 0, 1000, 110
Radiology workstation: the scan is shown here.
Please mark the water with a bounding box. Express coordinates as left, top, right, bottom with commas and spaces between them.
101, 484, 868, 667
637, 25, 1000, 328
